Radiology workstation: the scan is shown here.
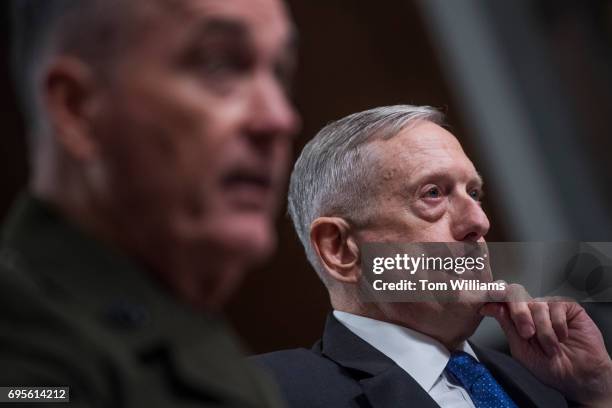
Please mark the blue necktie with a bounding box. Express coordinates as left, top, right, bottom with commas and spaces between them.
445, 351, 518, 408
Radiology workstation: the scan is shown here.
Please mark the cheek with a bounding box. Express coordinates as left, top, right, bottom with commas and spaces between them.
131, 74, 241, 154
93, 84, 229, 215
113, 69, 244, 151
410, 199, 448, 223
402, 202, 458, 242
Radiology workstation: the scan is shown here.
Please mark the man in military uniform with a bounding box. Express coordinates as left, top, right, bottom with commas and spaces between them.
1, 0, 299, 406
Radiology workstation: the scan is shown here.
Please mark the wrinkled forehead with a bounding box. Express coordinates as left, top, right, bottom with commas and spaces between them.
151, 0, 294, 53
370, 121, 479, 183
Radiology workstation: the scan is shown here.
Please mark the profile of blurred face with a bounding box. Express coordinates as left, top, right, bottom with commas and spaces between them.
53, 0, 299, 306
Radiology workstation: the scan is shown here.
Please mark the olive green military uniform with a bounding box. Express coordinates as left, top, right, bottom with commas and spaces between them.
0, 195, 285, 408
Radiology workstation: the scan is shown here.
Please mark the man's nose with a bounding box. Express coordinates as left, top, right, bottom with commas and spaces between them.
245, 73, 300, 145
451, 195, 490, 242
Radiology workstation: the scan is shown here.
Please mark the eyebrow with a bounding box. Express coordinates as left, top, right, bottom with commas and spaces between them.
177, 16, 298, 76
409, 170, 484, 190
188, 17, 297, 55
476, 173, 485, 187
193, 17, 250, 42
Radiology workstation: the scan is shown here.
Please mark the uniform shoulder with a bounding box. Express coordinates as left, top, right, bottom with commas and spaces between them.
0, 252, 121, 405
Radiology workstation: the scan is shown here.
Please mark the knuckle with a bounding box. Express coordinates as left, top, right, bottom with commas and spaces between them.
515, 309, 532, 323
528, 301, 548, 314
552, 320, 565, 330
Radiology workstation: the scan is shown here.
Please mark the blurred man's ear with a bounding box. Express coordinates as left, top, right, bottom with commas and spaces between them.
310, 217, 360, 284
42, 56, 100, 161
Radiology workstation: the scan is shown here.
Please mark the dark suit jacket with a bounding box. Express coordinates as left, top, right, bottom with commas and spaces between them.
0, 195, 284, 408
254, 314, 569, 408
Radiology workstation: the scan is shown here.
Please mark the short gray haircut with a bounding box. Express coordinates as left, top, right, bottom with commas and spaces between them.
11, 0, 157, 134
288, 105, 444, 277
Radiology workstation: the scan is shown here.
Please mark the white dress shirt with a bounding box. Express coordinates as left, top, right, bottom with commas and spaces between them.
333, 310, 477, 408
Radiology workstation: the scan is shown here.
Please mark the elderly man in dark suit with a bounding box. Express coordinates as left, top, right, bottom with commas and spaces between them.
254, 105, 612, 408
1, 0, 298, 406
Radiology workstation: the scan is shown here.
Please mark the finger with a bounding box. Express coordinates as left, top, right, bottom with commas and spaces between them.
507, 301, 535, 339
549, 301, 569, 342
481, 303, 524, 347
486, 280, 508, 302
529, 301, 561, 357
505, 284, 535, 339
480, 302, 502, 317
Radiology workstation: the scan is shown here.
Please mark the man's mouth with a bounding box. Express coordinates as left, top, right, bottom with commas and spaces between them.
221, 169, 275, 210
223, 172, 272, 189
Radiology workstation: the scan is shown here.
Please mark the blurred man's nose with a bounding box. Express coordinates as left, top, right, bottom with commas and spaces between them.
451, 195, 490, 242
245, 73, 300, 147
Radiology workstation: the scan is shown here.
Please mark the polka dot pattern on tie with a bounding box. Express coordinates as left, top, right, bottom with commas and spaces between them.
445, 351, 518, 408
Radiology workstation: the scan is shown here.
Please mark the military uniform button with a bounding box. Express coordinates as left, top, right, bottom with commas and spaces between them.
105, 300, 150, 328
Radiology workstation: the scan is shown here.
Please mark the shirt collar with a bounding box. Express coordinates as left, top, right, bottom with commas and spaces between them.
333, 310, 478, 393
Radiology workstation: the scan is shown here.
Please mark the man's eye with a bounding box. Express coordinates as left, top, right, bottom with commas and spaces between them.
469, 189, 482, 201
202, 58, 231, 74
202, 55, 248, 76
425, 187, 441, 199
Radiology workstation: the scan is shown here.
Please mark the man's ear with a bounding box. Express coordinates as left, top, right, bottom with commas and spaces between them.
42, 56, 100, 161
310, 217, 360, 284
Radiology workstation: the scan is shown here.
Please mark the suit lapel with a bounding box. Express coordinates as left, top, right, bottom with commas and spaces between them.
319, 314, 439, 408
318, 315, 568, 408
359, 365, 440, 408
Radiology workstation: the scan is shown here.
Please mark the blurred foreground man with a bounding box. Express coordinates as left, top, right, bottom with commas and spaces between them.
255, 106, 612, 407
1, 0, 298, 406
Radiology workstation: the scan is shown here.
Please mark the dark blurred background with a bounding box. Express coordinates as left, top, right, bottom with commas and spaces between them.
2, 0, 612, 353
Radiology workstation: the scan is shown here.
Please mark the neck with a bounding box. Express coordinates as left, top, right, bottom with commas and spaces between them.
31, 170, 228, 312
333, 297, 481, 351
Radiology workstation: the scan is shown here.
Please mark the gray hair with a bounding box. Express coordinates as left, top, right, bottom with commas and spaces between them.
287, 105, 444, 278
11, 0, 154, 134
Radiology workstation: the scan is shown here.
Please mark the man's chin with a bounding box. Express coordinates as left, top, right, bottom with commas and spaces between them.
172, 210, 277, 266
214, 214, 277, 265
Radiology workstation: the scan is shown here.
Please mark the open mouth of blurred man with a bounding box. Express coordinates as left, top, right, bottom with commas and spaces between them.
221, 165, 278, 212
